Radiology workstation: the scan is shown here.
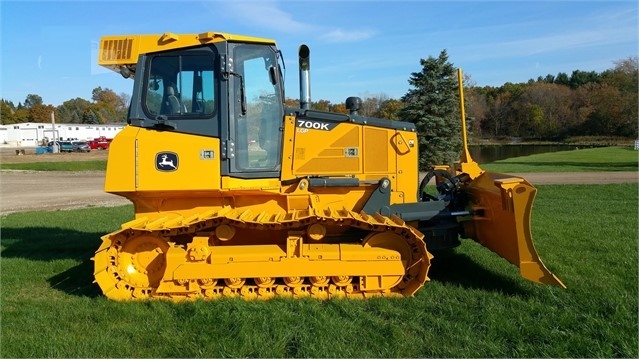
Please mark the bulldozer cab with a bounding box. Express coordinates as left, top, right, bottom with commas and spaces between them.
125, 36, 285, 179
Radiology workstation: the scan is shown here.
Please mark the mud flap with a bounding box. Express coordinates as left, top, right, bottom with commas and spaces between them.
463, 171, 566, 288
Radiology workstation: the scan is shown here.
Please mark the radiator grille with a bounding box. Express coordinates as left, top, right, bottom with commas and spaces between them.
100, 38, 134, 63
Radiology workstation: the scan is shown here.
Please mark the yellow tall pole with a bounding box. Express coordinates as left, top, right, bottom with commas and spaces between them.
457, 69, 472, 163
456, 68, 482, 178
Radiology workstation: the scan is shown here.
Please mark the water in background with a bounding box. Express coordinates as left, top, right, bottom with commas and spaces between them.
469, 144, 582, 164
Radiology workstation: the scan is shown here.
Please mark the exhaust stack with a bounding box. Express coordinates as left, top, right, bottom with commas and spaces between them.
298, 44, 311, 110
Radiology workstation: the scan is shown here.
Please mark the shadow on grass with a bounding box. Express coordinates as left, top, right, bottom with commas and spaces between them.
48, 259, 102, 298
1, 226, 103, 261
1, 226, 105, 298
428, 250, 529, 296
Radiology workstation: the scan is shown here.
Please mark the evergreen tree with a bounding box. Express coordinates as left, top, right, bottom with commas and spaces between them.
24, 94, 43, 109
82, 108, 99, 124
398, 50, 462, 170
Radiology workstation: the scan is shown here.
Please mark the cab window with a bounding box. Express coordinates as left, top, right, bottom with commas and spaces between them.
144, 53, 215, 117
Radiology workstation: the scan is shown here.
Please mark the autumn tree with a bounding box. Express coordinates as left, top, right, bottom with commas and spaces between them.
601, 57, 639, 137
376, 99, 404, 120
310, 99, 331, 112
356, 94, 388, 117
399, 50, 461, 170
28, 104, 56, 123
91, 87, 128, 123
514, 83, 573, 138
13, 104, 29, 123
284, 98, 300, 108
5, 94, 55, 123
577, 81, 635, 137
480, 83, 527, 137
118, 92, 131, 121
463, 77, 488, 138
331, 103, 348, 114
1, 99, 16, 124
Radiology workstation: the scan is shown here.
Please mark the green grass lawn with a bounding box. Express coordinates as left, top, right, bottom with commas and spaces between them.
482, 146, 638, 173
0, 160, 107, 171
1, 146, 635, 173
1, 184, 637, 358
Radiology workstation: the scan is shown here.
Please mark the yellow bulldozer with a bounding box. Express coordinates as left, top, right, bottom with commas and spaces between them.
94, 32, 564, 300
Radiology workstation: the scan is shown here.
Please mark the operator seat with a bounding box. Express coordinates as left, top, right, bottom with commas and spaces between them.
166, 84, 182, 114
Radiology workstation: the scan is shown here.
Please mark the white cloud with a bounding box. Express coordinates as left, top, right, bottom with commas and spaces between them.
320, 28, 377, 43
209, 1, 376, 43
213, 1, 314, 33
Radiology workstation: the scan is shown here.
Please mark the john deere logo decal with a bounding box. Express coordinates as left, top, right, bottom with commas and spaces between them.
156, 152, 178, 171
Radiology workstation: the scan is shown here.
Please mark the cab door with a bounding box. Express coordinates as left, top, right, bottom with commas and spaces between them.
226, 43, 284, 179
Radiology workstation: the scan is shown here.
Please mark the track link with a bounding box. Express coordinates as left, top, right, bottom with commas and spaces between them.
93, 207, 432, 300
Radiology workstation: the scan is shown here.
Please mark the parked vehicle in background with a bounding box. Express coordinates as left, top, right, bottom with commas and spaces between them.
88, 136, 112, 150
72, 141, 91, 152
47, 141, 74, 153
59, 141, 75, 152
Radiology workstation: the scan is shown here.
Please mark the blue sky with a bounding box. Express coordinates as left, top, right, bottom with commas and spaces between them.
1, 0, 637, 107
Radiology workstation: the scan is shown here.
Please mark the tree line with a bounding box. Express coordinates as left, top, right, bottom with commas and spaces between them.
2, 56, 636, 146
466, 57, 638, 140
1, 87, 129, 125
303, 53, 637, 169
298, 56, 637, 143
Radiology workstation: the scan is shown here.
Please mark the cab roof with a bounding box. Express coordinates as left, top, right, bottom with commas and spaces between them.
98, 32, 276, 73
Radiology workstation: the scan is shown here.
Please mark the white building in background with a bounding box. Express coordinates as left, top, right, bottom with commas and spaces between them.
0, 122, 126, 147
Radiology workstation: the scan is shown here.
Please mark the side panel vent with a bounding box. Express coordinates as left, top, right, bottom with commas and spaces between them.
363, 127, 389, 173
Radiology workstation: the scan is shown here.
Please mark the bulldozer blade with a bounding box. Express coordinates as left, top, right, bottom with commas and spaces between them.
463, 171, 566, 288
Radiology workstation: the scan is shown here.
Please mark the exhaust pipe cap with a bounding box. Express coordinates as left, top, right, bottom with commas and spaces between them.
345, 97, 362, 115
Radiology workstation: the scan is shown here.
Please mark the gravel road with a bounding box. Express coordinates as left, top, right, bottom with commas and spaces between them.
0, 170, 636, 215
0, 170, 130, 215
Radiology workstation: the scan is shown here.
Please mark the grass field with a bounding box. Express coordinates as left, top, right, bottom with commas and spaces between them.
1, 146, 636, 173
1, 184, 637, 358
482, 146, 637, 173
0, 160, 106, 171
